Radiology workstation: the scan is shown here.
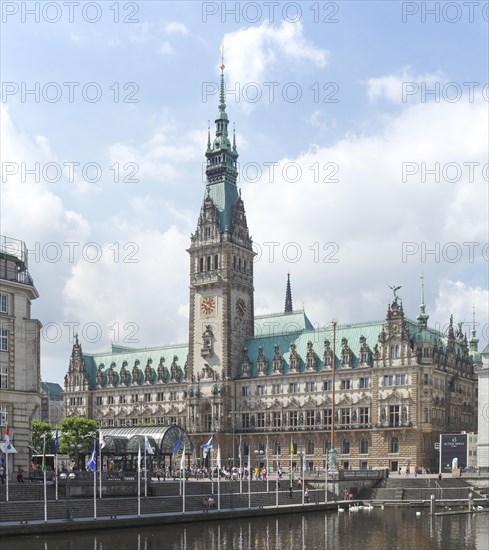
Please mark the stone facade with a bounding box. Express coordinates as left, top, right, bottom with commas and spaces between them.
0, 236, 42, 474
63, 67, 481, 473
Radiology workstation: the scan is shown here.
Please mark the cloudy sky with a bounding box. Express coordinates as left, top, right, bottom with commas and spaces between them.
1, 1, 488, 385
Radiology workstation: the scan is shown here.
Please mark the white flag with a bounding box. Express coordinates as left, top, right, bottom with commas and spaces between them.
144, 436, 155, 455
180, 445, 185, 470
99, 430, 107, 450
216, 445, 221, 470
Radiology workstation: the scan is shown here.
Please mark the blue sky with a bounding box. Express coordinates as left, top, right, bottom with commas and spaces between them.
1, 1, 488, 384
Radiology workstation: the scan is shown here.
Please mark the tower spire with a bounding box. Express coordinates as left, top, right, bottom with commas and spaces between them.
469, 305, 479, 352
417, 273, 429, 328
284, 273, 293, 313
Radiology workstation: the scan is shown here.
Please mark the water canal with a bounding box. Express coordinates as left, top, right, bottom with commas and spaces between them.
2, 508, 488, 550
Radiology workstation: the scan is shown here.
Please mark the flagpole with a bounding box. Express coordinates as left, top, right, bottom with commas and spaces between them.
247, 453, 251, 509
325, 454, 328, 503
275, 452, 279, 507
217, 445, 221, 511
266, 436, 270, 494
5, 450, 9, 502
43, 436, 47, 523
239, 436, 243, 494
99, 430, 102, 499
137, 443, 141, 517
144, 441, 147, 498
301, 446, 305, 506
181, 445, 186, 513
93, 452, 97, 519
55, 429, 58, 501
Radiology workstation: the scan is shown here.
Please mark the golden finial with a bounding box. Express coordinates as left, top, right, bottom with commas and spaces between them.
220, 43, 225, 73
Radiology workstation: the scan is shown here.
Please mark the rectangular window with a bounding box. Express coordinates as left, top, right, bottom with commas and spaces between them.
0, 330, 8, 352
131, 418, 138, 426
0, 295, 7, 314
257, 412, 265, 428
289, 411, 298, 427
340, 379, 351, 390
340, 408, 351, 424
305, 381, 316, 392
77, 397, 82, 405
206, 256, 211, 271
389, 405, 400, 427
131, 394, 139, 403
360, 352, 368, 363
272, 383, 282, 395
384, 375, 394, 386
359, 407, 370, 424
396, 374, 406, 385
256, 385, 266, 396
170, 391, 177, 401
241, 413, 250, 429
107, 395, 114, 405
289, 382, 298, 394
323, 408, 332, 426
359, 377, 369, 389
120, 418, 126, 427
323, 380, 332, 391
96, 396, 102, 405
306, 410, 315, 426
144, 393, 151, 402
156, 392, 164, 401
0, 363, 8, 389
241, 386, 250, 397
0, 405, 7, 426
272, 411, 282, 427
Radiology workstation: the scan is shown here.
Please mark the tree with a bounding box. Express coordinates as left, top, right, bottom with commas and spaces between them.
32, 420, 54, 453
59, 417, 98, 470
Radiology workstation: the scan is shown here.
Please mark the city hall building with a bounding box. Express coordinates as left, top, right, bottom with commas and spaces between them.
63, 66, 481, 473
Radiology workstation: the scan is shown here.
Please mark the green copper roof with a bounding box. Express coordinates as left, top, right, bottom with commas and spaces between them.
83, 343, 188, 390
207, 181, 239, 232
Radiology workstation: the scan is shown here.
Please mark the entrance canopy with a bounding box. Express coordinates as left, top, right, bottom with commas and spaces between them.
100, 426, 192, 456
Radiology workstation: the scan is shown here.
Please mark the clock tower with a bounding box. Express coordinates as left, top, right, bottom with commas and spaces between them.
187, 59, 254, 436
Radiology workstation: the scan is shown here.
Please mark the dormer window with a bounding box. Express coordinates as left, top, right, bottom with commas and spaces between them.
204, 227, 211, 238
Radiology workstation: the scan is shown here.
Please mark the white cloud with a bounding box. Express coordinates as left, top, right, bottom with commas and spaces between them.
159, 41, 174, 55
221, 21, 329, 112
363, 66, 446, 103
164, 22, 188, 35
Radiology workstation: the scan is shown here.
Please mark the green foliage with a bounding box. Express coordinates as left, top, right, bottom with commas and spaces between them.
32, 420, 54, 453
59, 417, 98, 468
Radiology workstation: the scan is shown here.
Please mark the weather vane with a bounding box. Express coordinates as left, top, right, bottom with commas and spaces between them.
220, 43, 225, 73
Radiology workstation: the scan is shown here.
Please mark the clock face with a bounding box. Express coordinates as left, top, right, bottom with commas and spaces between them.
236, 298, 246, 316
200, 296, 216, 316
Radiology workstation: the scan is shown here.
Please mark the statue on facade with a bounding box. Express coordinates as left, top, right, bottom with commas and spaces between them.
388, 284, 402, 304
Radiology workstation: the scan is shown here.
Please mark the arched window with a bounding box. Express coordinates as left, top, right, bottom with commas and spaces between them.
390, 436, 399, 453
342, 439, 350, 454
324, 439, 331, 453
307, 440, 315, 455
360, 438, 369, 454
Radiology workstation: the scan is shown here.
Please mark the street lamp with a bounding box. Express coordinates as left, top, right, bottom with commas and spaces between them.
60, 471, 76, 520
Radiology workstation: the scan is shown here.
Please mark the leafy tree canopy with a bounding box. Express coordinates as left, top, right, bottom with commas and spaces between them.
59, 417, 98, 465
32, 420, 54, 453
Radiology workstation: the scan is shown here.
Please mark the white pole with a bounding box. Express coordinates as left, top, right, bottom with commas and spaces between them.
217, 463, 221, 511
99, 430, 102, 499
93, 463, 97, 519
55, 452, 58, 501
44, 467, 47, 522
247, 454, 251, 509
275, 453, 279, 508
301, 449, 305, 506
239, 436, 243, 494
266, 437, 270, 494
325, 459, 328, 503
5, 451, 8, 502
182, 457, 186, 513
137, 444, 141, 517
144, 442, 147, 498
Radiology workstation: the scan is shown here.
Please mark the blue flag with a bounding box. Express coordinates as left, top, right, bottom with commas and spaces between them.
172, 436, 182, 457
201, 436, 213, 450
54, 430, 59, 456
87, 443, 97, 472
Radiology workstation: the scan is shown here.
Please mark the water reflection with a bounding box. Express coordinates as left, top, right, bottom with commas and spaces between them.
2, 509, 487, 550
